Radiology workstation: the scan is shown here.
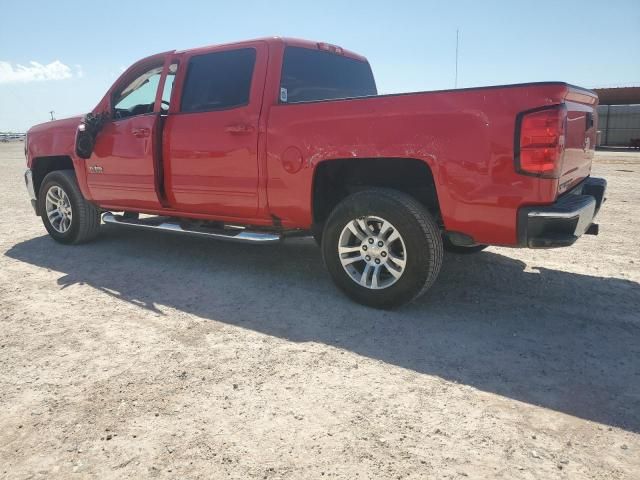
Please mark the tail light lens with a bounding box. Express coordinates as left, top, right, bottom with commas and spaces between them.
516, 105, 567, 178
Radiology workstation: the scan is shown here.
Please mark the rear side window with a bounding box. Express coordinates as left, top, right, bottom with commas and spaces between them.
181, 48, 256, 113
280, 47, 377, 103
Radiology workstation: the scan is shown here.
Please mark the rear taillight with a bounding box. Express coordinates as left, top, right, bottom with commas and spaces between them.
515, 105, 567, 178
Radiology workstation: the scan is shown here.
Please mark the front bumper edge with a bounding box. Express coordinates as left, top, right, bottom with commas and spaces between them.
25, 169, 38, 215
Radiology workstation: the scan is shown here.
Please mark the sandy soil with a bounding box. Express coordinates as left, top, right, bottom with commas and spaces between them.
0, 142, 638, 479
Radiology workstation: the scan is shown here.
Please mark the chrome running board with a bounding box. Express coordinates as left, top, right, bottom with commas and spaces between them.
102, 212, 281, 244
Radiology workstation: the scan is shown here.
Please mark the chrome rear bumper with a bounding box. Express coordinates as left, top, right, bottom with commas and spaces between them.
518, 177, 607, 248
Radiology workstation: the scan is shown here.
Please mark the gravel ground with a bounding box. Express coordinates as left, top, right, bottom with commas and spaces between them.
0, 142, 638, 479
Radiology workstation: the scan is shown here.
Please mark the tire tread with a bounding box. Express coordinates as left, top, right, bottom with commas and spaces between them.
39, 170, 100, 244
322, 188, 443, 308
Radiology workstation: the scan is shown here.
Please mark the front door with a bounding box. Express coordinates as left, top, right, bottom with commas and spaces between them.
87, 61, 168, 209
163, 44, 267, 218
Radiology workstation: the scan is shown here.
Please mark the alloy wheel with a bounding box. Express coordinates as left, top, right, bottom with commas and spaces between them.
338, 216, 407, 289
45, 185, 73, 233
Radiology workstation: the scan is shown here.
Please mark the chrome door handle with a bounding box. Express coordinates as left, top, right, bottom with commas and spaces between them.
225, 124, 254, 134
132, 127, 150, 138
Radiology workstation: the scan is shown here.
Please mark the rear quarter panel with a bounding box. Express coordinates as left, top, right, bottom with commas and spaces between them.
266, 83, 571, 245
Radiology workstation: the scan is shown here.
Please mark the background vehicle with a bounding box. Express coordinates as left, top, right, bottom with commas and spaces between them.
24, 37, 606, 308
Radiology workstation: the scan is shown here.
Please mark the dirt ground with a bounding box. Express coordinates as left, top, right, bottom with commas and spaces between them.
0, 142, 638, 479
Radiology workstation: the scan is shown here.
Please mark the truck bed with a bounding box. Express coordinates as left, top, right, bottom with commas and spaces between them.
266, 82, 598, 245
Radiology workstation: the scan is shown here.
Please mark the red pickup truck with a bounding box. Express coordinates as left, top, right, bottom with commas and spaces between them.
24, 37, 606, 308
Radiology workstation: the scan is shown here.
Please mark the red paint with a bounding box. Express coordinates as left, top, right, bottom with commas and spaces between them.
25, 37, 599, 246
87, 114, 162, 209
162, 42, 268, 218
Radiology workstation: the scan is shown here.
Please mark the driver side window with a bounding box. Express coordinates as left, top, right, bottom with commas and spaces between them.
113, 66, 163, 120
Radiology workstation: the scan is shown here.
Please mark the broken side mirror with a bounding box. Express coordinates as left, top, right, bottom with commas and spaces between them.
75, 112, 109, 159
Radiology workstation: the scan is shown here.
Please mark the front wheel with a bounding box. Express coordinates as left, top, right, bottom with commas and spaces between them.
38, 170, 100, 244
322, 189, 443, 309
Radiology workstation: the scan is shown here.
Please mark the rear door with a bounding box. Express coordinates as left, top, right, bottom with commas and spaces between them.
87, 55, 171, 209
163, 43, 268, 218
558, 88, 599, 194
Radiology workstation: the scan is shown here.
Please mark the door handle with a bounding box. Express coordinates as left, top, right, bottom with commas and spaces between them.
225, 123, 254, 135
132, 127, 150, 138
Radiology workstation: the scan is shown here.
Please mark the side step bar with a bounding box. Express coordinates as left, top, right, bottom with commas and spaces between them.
102, 213, 281, 244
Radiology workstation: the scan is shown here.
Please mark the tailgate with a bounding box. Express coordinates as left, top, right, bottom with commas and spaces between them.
558, 87, 599, 194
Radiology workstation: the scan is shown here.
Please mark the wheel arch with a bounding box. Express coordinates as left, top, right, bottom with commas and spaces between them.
31, 155, 75, 200
311, 157, 442, 232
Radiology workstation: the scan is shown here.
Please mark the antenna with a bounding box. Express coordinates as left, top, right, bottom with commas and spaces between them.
49, 110, 55, 121
455, 28, 459, 88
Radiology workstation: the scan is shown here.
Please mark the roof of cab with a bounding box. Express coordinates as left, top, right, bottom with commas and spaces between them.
175, 37, 368, 62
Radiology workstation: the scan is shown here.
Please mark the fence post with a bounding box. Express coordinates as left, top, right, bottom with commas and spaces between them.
604, 105, 611, 146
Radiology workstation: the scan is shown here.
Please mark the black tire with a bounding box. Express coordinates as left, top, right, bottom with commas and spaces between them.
442, 237, 488, 254
321, 188, 443, 309
38, 170, 100, 244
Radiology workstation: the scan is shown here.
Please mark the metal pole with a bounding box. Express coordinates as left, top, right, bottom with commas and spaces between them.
605, 105, 610, 146
455, 29, 459, 88
49, 111, 55, 121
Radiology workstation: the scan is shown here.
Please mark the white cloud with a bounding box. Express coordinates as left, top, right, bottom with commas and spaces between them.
0, 60, 75, 84
75, 64, 84, 78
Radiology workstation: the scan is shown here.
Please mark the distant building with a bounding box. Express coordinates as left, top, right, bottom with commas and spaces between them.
593, 86, 640, 147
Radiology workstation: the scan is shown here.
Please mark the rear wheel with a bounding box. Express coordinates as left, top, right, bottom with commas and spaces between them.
38, 170, 100, 244
322, 189, 443, 309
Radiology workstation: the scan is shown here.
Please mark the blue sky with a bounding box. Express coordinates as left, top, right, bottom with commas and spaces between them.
1, 0, 639, 131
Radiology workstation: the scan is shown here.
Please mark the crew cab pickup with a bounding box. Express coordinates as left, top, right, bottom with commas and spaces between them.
24, 37, 606, 308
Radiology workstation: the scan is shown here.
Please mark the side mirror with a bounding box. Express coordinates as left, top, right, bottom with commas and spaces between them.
75, 112, 109, 159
